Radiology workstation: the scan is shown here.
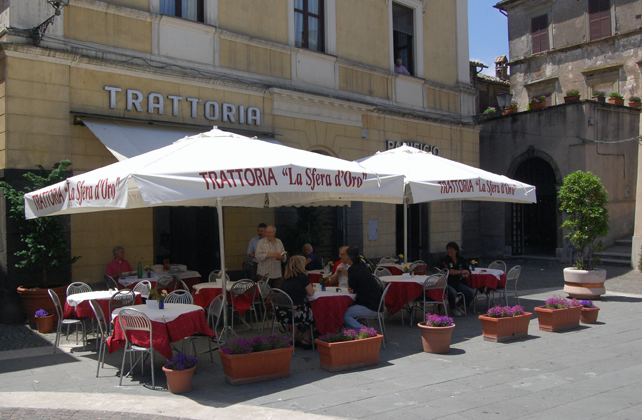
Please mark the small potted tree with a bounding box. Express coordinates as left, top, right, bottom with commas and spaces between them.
163, 352, 198, 394
564, 89, 581, 103
558, 171, 609, 299
628, 97, 641, 108
592, 91, 606, 103
608, 92, 624, 106
418, 313, 455, 354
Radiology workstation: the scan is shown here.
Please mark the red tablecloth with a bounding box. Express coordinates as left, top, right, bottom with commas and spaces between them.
467, 272, 506, 290
192, 286, 255, 315
309, 295, 355, 335
107, 307, 215, 361
384, 281, 444, 314
64, 294, 142, 319
308, 273, 323, 284
381, 265, 403, 275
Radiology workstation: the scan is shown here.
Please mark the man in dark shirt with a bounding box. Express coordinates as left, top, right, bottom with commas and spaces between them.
343, 247, 383, 329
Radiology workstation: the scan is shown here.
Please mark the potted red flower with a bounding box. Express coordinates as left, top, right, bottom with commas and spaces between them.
315, 327, 384, 372
418, 313, 455, 354
163, 352, 198, 394
578, 300, 600, 324
478, 305, 532, 342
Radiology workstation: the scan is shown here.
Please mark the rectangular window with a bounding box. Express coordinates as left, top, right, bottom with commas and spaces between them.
393, 2, 414, 76
294, 0, 325, 52
159, 0, 204, 23
589, 0, 611, 41
531, 14, 549, 54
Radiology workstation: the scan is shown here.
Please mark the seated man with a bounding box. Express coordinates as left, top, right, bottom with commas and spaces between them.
106, 246, 133, 279
329, 245, 350, 288
343, 247, 383, 329
303, 244, 322, 271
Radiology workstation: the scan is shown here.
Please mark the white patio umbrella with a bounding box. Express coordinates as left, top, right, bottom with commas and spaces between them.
355, 145, 537, 263
24, 128, 405, 339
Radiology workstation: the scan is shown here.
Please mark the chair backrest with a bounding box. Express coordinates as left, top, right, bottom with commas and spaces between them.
375, 267, 392, 277
410, 262, 428, 275
66, 282, 92, 296
268, 288, 294, 311
104, 274, 119, 291
257, 279, 272, 302
242, 262, 253, 279
488, 260, 507, 274
108, 290, 136, 316
118, 309, 152, 346
165, 289, 194, 304
168, 267, 182, 281
48, 289, 63, 319
379, 256, 397, 264
364, 259, 376, 274
156, 274, 174, 288
132, 280, 152, 298
88, 299, 108, 337
206, 294, 225, 334
230, 279, 256, 299
377, 283, 392, 313
423, 274, 447, 302
373, 275, 385, 290
506, 265, 521, 281
210, 270, 230, 282
174, 279, 190, 292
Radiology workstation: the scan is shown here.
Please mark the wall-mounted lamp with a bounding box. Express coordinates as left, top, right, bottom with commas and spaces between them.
32, 0, 70, 46
496, 92, 513, 109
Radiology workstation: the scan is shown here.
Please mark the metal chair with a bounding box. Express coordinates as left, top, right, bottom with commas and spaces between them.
493, 265, 522, 306
373, 275, 385, 290
268, 289, 297, 355
410, 274, 449, 324
378, 256, 397, 264
357, 283, 392, 348
88, 299, 110, 377
117, 308, 155, 388
66, 282, 92, 296
487, 260, 507, 274
190, 294, 225, 362
108, 290, 136, 319
229, 280, 258, 330
410, 262, 428, 275
104, 274, 119, 291
48, 289, 86, 353
165, 289, 194, 304
374, 267, 392, 278
242, 262, 253, 279
257, 279, 273, 334
156, 274, 174, 289
132, 280, 152, 298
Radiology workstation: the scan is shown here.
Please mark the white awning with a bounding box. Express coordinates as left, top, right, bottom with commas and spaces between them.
81, 117, 279, 161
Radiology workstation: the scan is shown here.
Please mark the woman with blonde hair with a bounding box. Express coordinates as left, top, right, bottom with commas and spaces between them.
278, 255, 315, 349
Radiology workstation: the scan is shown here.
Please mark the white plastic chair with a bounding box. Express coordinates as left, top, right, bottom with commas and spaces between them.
165, 289, 194, 304
48, 289, 86, 353
117, 308, 155, 388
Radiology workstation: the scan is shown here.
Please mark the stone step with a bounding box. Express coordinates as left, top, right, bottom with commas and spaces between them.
596, 257, 631, 266
615, 238, 632, 246
596, 251, 631, 258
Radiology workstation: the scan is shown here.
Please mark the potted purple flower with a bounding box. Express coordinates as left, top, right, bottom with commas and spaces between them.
218, 335, 294, 385
34, 309, 54, 333
478, 305, 532, 342
315, 327, 384, 372
418, 313, 455, 354
162, 352, 198, 394
534, 295, 582, 332
578, 300, 600, 324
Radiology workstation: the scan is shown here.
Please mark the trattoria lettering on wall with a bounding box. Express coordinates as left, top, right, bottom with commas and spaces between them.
104, 86, 261, 126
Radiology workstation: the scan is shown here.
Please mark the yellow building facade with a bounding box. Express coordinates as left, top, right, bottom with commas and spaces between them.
0, 0, 478, 290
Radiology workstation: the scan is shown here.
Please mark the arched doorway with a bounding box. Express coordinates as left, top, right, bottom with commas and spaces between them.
511, 157, 558, 256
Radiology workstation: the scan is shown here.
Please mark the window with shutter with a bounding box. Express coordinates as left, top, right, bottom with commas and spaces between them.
294, 0, 325, 53
589, 0, 611, 41
393, 2, 414, 76
159, 0, 204, 22
531, 14, 549, 54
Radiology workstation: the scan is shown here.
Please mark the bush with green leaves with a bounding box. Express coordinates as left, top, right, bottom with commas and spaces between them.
0, 161, 80, 283
609, 92, 623, 99
558, 171, 609, 270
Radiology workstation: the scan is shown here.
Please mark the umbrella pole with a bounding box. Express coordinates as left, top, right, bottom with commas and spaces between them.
404, 196, 408, 264
216, 197, 232, 342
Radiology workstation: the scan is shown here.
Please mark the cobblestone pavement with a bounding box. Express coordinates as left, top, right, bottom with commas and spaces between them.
0, 325, 52, 351
0, 408, 186, 420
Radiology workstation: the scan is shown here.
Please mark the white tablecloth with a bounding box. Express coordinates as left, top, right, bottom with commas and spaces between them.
66, 290, 117, 306
379, 275, 431, 286
111, 303, 203, 322
472, 268, 503, 280
118, 270, 201, 287
308, 289, 356, 301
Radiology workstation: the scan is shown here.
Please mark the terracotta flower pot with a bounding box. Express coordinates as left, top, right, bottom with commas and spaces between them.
563, 268, 606, 299
418, 323, 455, 354
478, 312, 532, 342
608, 97, 624, 106
580, 306, 600, 324
163, 365, 196, 394
35, 315, 55, 334
314, 334, 384, 372
503, 107, 518, 115
534, 306, 581, 332
564, 95, 580, 103
218, 346, 294, 385
17, 285, 67, 327
529, 101, 546, 110
629, 102, 641, 108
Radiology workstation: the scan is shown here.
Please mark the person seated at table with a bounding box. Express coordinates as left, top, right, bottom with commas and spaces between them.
329, 245, 350, 288
106, 246, 133, 279
277, 256, 315, 349
442, 242, 475, 317
343, 247, 382, 330
303, 244, 323, 271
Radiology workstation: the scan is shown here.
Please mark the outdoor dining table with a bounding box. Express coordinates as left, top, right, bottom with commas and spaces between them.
466, 268, 506, 290
64, 290, 142, 319
118, 270, 202, 291
107, 303, 215, 361
378, 275, 444, 314
377, 264, 404, 275
191, 282, 255, 316
308, 288, 356, 335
